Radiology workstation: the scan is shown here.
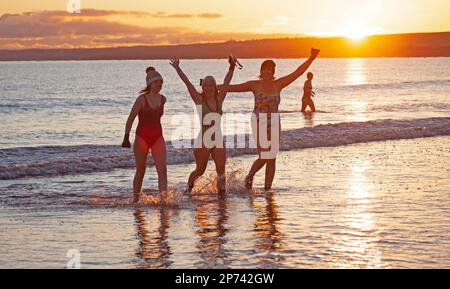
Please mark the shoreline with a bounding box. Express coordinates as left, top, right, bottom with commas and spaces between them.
1, 136, 449, 268
2, 117, 449, 180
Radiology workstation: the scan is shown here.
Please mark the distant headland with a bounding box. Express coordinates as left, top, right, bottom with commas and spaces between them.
0, 32, 449, 61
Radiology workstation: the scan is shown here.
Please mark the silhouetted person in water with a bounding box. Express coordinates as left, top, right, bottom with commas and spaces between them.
301, 72, 316, 112
122, 67, 168, 203
226, 48, 320, 190
170, 56, 239, 194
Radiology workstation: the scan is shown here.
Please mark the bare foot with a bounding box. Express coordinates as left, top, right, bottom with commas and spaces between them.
133, 192, 140, 204
245, 175, 254, 190
160, 190, 170, 205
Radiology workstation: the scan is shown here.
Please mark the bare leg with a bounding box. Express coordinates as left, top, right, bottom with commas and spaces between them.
211, 147, 226, 193
245, 154, 267, 190
150, 137, 168, 193
249, 157, 267, 177
264, 158, 276, 190
249, 114, 267, 178
187, 148, 210, 192
133, 135, 150, 203
301, 100, 308, 112
309, 100, 316, 112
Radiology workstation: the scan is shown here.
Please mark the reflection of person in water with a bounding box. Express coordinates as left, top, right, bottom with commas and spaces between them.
192, 193, 230, 268
301, 72, 316, 112
303, 108, 315, 127
133, 209, 172, 268
250, 192, 283, 261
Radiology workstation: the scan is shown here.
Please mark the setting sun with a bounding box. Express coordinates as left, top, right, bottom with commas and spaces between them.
343, 28, 369, 40
1, 0, 449, 49
1, 0, 450, 272
339, 21, 383, 41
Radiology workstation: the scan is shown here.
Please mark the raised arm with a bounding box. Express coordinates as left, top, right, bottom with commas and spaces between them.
223, 81, 256, 93
223, 58, 236, 86
276, 48, 320, 90
169, 57, 201, 104
122, 95, 144, 148
217, 56, 237, 100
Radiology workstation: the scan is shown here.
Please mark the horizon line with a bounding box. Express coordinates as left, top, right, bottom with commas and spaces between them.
1, 30, 449, 52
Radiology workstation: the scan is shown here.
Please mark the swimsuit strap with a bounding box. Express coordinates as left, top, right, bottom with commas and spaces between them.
143, 94, 150, 109
144, 94, 164, 110
203, 95, 222, 115
201, 96, 223, 130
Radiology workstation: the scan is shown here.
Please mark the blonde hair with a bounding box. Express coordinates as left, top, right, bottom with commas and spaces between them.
200, 76, 219, 100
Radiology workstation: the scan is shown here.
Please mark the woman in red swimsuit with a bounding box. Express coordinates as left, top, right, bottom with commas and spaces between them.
122, 67, 167, 203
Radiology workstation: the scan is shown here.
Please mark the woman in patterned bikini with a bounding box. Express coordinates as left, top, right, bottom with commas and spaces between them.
226, 48, 320, 190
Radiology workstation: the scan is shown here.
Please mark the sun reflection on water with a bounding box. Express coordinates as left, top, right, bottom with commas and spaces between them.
330, 160, 382, 268
346, 58, 368, 86
345, 59, 369, 122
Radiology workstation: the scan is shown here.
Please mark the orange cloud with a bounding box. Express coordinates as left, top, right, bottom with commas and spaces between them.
0, 9, 292, 49
151, 12, 223, 19
196, 13, 223, 19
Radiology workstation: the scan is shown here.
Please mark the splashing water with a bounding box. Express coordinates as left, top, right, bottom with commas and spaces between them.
139, 188, 184, 207
189, 160, 251, 196
86, 186, 184, 208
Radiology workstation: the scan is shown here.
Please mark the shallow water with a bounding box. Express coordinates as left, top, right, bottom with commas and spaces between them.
1, 58, 450, 268
1, 58, 449, 148
1, 137, 449, 268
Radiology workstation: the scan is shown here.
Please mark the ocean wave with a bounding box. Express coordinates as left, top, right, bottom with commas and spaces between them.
368, 102, 450, 113
0, 117, 449, 180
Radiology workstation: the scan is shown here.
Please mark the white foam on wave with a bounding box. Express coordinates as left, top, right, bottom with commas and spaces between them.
0, 117, 449, 180
281, 117, 450, 150
367, 102, 450, 113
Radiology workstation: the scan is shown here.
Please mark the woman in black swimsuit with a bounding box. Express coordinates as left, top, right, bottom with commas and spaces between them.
170, 56, 239, 194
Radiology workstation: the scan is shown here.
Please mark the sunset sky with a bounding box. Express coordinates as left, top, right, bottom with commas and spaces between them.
0, 0, 449, 49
